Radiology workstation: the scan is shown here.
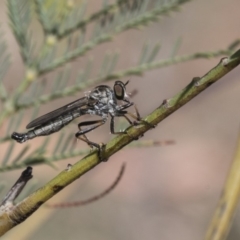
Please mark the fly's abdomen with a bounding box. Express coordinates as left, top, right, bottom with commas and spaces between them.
11, 114, 76, 143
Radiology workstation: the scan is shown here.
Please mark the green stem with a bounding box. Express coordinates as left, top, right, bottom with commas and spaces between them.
1, 49, 239, 236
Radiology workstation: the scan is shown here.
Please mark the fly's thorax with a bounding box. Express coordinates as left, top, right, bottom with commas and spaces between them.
88, 85, 117, 109
88, 85, 111, 100
86, 109, 98, 115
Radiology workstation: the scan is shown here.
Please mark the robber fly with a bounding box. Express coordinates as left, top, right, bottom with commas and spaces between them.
11, 81, 142, 160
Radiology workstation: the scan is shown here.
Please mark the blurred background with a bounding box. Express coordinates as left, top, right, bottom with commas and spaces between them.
1, 0, 240, 239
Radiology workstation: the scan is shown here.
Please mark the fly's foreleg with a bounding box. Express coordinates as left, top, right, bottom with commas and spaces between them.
110, 115, 133, 135
118, 100, 154, 128
113, 107, 155, 142
126, 105, 155, 129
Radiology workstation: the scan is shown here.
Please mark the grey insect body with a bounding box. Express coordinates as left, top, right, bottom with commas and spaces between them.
11, 81, 140, 159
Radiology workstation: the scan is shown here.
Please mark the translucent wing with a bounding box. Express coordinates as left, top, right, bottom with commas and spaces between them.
26, 97, 89, 129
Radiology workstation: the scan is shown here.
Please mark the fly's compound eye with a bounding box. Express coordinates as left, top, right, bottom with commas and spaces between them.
114, 81, 126, 100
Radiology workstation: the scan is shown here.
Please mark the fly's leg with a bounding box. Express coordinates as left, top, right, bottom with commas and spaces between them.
122, 114, 133, 125
110, 115, 133, 135
127, 105, 155, 129
117, 101, 155, 129
114, 106, 155, 141
75, 119, 107, 161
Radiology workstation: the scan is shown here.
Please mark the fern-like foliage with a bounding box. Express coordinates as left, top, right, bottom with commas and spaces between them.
0, 0, 239, 193
0, 28, 11, 101
7, 0, 34, 63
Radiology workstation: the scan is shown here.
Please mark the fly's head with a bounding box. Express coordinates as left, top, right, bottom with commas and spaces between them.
113, 80, 131, 104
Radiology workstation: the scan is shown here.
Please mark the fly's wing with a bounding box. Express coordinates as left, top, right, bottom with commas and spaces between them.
26, 97, 89, 129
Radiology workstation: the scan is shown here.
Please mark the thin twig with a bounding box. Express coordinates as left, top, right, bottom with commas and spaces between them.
45, 162, 126, 208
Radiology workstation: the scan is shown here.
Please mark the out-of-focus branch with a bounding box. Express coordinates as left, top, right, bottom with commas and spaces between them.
0, 167, 32, 236
205, 132, 240, 240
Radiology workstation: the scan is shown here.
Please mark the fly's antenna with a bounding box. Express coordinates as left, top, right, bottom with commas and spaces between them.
45, 163, 126, 208
124, 80, 130, 86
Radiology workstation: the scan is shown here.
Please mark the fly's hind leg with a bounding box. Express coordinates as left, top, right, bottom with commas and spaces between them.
75, 119, 107, 161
